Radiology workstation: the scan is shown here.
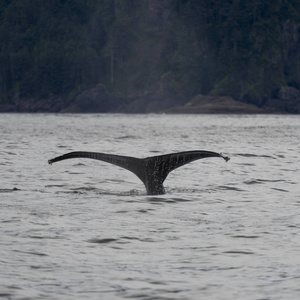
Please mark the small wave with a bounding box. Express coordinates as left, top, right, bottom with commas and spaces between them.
244, 178, 285, 185
0, 293, 14, 298
54, 187, 145, 197
169, 197, 193, 202
235, 153, 275, 159
231, 235, 260, 239
146, 194, 194, 203
271, 187, 289, 192
146, 197, 178, 204
136, 208, 152, 213
13, 250, 48, 256
0, 187, 19, 193
123, 189, 145, 196
260, 179, 285, 183
223, 250, 255, 255
72, 186, 100, 192
115, 135, 139, 140
244, 179, 264, 185
28, 235, 63, 240
95, 188, 144, 196
45, 183, 68, 188
1, 217, 21, 223
87, 238, 118, 244
87, 236, 158, 245
121, 236, 157, 243
167, 187, 217, 195
4, 151, 17, 155
219, 185, 245, 192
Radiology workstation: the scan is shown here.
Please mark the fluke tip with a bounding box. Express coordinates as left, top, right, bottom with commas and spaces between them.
221, 153, 230, 162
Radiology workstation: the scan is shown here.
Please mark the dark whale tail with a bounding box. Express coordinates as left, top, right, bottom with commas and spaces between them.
48, 151, 230, 195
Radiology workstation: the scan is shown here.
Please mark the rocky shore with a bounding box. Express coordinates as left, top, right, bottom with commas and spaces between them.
0, 85, 299, 114
162, 95, 273, 114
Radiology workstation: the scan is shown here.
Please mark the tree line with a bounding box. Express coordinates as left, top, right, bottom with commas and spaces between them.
0, 0, 299, 109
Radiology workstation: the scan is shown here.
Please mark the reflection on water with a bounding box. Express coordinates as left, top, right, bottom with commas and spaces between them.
0, 114, 300, 300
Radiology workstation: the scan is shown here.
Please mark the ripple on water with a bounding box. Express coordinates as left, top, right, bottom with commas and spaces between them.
0, 187, 20, 193
87, 236, 159, 245
234, 153, 276, 159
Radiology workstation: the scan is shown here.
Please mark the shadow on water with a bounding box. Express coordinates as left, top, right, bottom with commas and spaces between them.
0, 187, 20, 193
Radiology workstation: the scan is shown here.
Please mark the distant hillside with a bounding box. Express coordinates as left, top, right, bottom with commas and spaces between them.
0, 0, 300, 113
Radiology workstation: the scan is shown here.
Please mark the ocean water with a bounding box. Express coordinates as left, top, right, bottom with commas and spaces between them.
0, 113, 299, 300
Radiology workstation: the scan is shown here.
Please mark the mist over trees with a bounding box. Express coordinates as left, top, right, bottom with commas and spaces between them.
0, 0, 299, 112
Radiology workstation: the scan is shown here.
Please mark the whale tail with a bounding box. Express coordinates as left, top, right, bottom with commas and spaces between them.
48, 150, 229, 195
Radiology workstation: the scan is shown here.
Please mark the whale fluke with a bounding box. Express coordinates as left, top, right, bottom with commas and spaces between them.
48, 150, 230, 195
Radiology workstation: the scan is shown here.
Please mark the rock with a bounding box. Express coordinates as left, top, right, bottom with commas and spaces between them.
1, 84, 298, 114
61, 84, 128, 113
62, 84, 111, 113
162, 94, 270, 114
0, 94, 65, 112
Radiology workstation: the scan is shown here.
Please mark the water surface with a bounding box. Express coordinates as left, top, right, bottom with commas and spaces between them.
1, 114, 299, 299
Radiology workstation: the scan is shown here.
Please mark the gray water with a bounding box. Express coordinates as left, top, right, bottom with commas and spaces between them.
1, 113, 299, 300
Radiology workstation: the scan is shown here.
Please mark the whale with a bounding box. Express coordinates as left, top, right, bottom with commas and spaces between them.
48, 150, 230, 195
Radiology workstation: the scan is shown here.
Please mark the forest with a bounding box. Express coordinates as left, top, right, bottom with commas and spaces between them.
0, 0, 299, 113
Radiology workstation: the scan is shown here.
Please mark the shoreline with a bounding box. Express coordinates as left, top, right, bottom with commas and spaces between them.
0, 92, 297, 114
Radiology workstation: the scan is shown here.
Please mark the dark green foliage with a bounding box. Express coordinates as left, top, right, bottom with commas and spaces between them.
175, 0, 300, 104
0, 0, 299, 108
0, 0, 104, 101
